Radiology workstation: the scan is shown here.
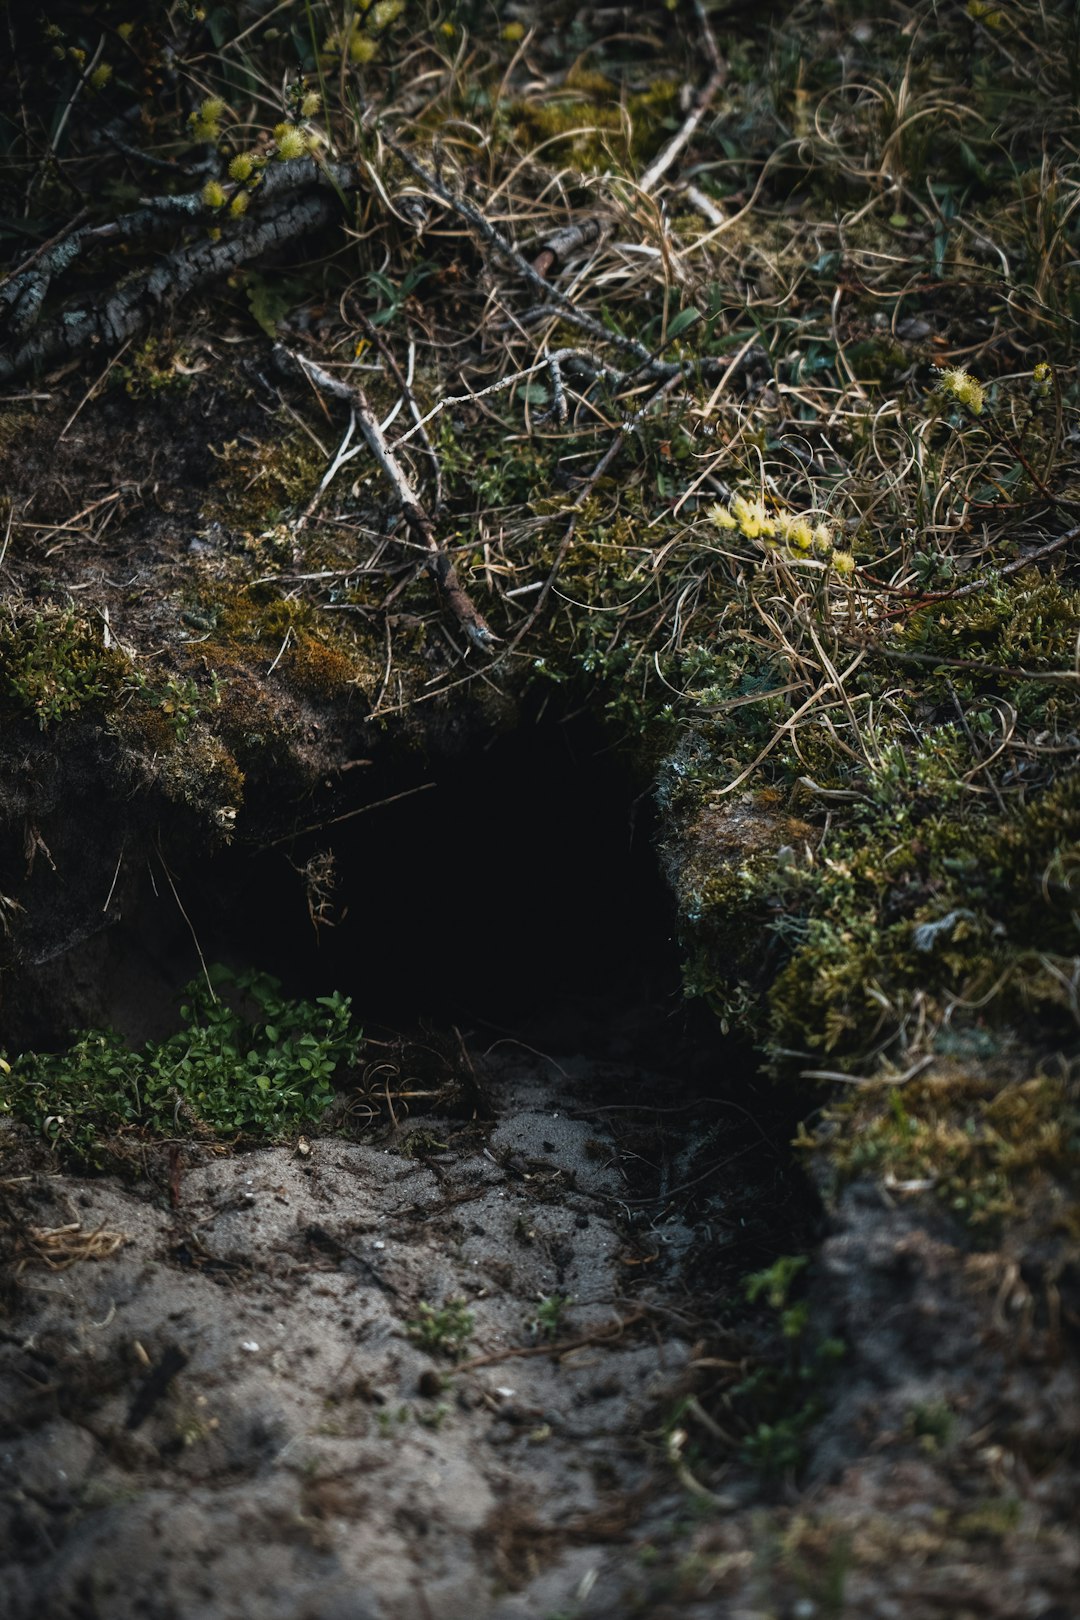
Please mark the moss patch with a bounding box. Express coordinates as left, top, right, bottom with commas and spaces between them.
806, 1062, 1080, 1235
0, 608, 130, 730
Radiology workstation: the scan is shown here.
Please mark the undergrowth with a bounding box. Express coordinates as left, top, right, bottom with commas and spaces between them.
0, 965, 361, 1161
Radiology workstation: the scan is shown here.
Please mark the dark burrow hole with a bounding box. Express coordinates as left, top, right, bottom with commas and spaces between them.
34, 713, 819, 1271
218, 713, 683, 1043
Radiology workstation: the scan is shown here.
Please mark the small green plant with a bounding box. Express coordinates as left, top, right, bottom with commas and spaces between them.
0, 609, 129, 729
907, 1400, 956, 1453
0, 965, 361, 1160
363, 263, 438, 327
744, 1254, 808, 1311
377, 1404, 412, 1434
529, 1293, 572, 1340
733, 1255, 845, 1478
405, 1298, 475, 1359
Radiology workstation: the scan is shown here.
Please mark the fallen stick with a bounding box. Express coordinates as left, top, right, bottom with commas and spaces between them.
0, 158, 362, 383
1, 191, 335, 384
279, 346, 496, 652
530, 217, 603, 280
455, 1308, 647, 1371
640, 68, 726, 196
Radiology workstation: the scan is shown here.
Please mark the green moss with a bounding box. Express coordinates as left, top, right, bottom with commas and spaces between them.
113, 337, 193, 398
807, 1065, 1080, 1233
151, 725, 245, 830
0, 608, 130, 728
660, 549, 1080, 1077
506, 76, 681, 170
187, 584, 375, 704
204, 433, 326, 530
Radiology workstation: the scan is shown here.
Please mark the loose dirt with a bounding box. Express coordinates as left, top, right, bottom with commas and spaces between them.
1, 1046, 757, 1620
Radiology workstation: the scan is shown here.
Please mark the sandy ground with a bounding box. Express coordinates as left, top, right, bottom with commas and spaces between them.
4, 1045, 1080, 1620
1, 1050, 721, 1620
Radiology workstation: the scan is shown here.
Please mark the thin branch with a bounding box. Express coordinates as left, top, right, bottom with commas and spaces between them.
352, 307, 443, 505
640, 69, 726, 196
1, 191, 337, 383
530, 217, 603, 279
280, 347, 497, 652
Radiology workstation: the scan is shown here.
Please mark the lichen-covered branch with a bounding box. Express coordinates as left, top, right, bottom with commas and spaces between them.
0, 159, 361, 383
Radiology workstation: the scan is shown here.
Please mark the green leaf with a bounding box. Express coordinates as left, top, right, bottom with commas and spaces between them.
666, 307, 702, 341
245, 274, 295, 339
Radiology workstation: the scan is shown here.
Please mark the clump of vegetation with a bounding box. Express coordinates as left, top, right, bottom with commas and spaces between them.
0, 608, 129, 729
405, 1297, 475, 1360
0, 966, 361, 1161
807, 1065, 1080, 1232
529, 1293, 572, 1340
730, 1255, 845, 1477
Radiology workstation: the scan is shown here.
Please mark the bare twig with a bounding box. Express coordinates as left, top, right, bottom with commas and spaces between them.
1, 158, 362, 380
1, 191, 336, 383
281, 347, 496, 651
530, 217, 603, 279
352, 307, 443, 505
268, 782, 437, 846
640, 69, 726, 196
455, 1309, 646, 1371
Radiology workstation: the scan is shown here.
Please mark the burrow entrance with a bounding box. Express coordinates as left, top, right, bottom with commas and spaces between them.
31, 708, 814, 1267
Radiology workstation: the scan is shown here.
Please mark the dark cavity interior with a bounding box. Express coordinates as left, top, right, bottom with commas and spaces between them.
72, 715, 717, 1063
223, 716, 685, 1047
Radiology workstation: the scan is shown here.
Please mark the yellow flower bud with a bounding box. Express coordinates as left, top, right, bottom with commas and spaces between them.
370, 0, 404, 28
230, 191, 250, 217
938, 366, 984, 416
349, 32, 378, 62
275, 125, 308, 160
229, 153, 254, 182
731, 494, 774, 541
202, 179, 227, 209
832, 551, 855, 575
89, 62, 113, 90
